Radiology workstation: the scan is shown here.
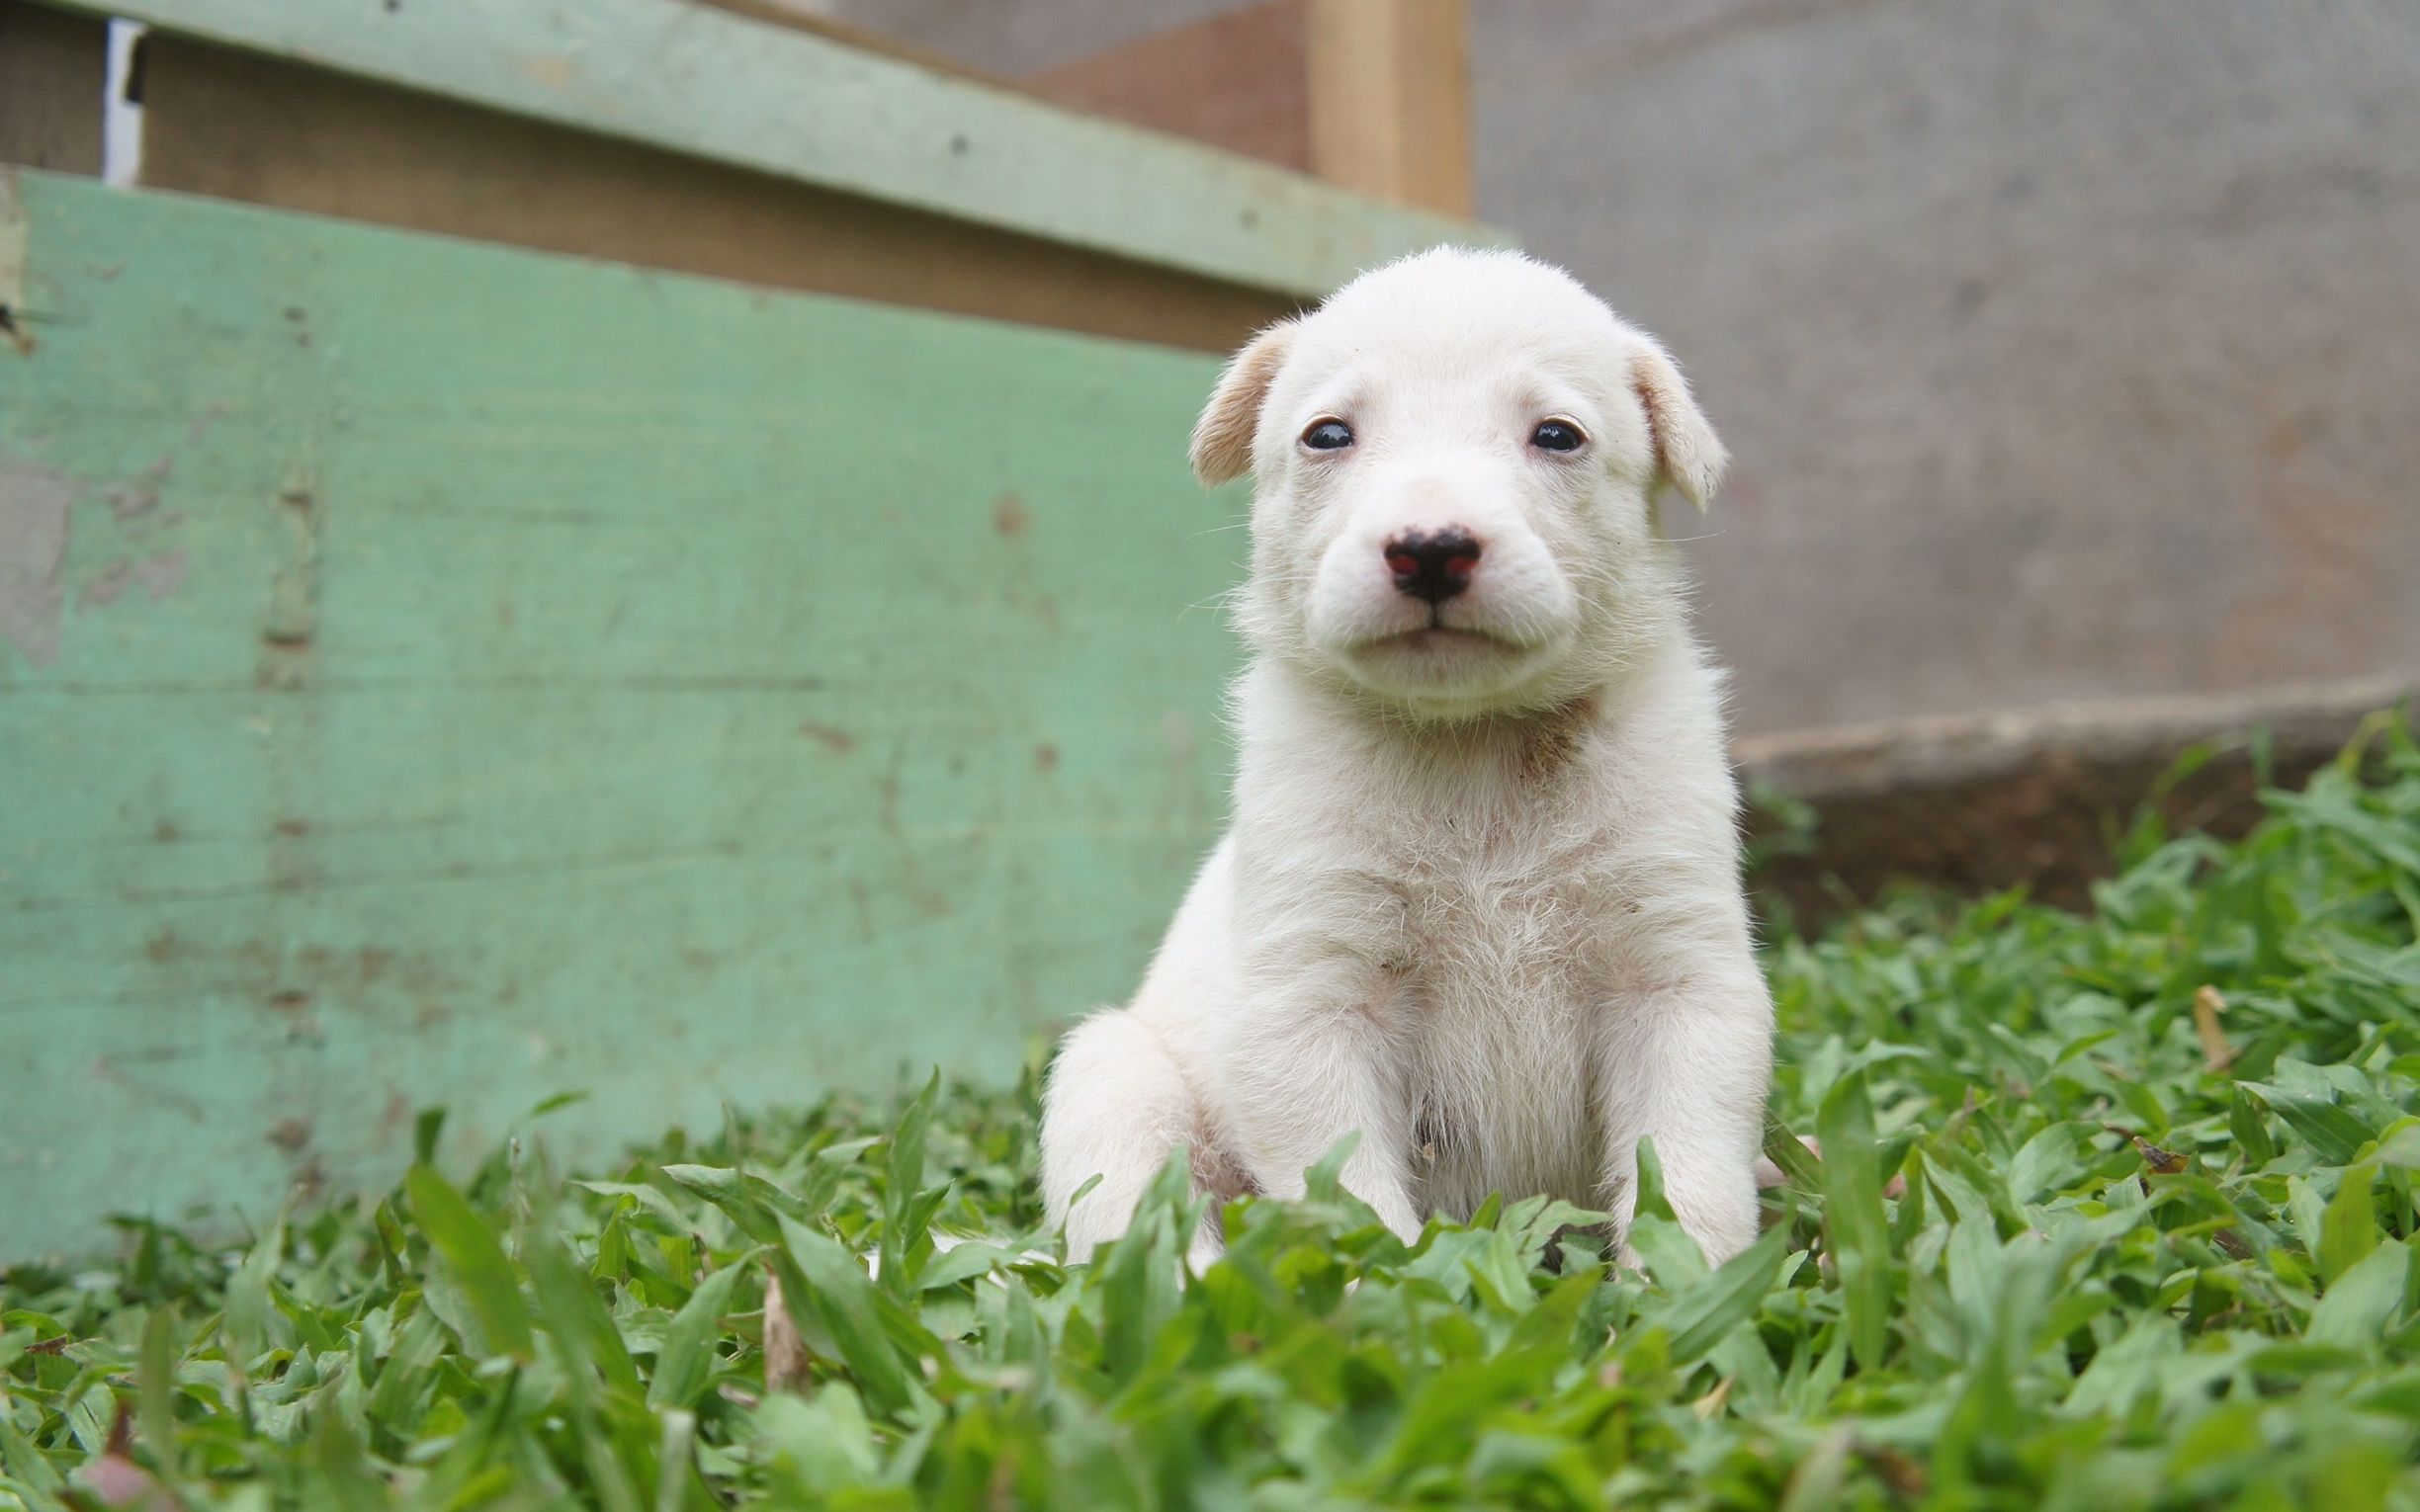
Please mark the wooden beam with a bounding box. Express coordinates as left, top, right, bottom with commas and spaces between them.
134, 36, 1300, 353
41, 0, 1505, 297
1305, 0, 1472, 217
1030, 1, 1481, 218
1030, 1, 1313, 175
0, 2, 109, 174
1738, 676, 2420, 920
685, 0, 1034, 90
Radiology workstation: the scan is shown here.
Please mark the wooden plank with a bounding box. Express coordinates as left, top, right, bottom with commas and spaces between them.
0, 171, 1246, 1260
1739, 677, 2420, 920
43, 0, 1507, 297
0, 2, 107, 174
685, 0, 1035, 88
134, 37, 1299, 354
1306, 0, 1472, 216
1030, 1, 1312, 174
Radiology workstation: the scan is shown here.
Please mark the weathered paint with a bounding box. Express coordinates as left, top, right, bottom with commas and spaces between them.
0, 453, 72, 665
0, 173, 1248, 1260
39, 0, 1510, 297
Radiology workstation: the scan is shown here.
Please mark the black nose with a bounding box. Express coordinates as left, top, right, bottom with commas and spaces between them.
1385, 528, 1481, 605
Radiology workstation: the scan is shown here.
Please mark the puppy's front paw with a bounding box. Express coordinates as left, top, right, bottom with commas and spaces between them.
1680, 1203, 1760, 1268
1670, 1176, 1762, 1268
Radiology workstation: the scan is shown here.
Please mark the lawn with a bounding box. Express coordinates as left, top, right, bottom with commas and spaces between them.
5, 718, 2419, 1510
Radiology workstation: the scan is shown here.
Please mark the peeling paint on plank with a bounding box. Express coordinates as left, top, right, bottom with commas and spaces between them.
80, 547, 188, 608
0, 452, 73, 665
0, 168, 31, 355
132, 546, 188, 600
79, 557, 129, 607
509, 50, 578, 91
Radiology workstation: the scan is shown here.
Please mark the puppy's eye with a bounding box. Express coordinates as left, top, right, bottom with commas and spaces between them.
1530, 419, 1587, 454
1301, 418, 1355, 451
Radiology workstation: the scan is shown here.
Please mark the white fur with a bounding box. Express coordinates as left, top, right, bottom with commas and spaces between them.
1040, 248, 1773, 1270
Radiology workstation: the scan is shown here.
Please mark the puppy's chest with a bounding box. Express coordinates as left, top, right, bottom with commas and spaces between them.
1380, 828, 1643, 1010
1377, 856, 1620, 1200
1393, 870, 1593, 1002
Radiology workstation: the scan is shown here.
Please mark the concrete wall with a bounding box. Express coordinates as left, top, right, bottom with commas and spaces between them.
826, 0, 2420, 734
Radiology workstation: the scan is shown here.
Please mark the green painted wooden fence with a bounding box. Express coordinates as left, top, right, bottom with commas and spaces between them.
0, 170, 1246, 1259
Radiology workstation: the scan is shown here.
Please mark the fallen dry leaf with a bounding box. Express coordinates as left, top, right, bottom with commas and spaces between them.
2195, 984, 2236, 1071
1691, 1375, 1735, 1420
763, 1269, 809, 1394
78, 1402, 182, 1510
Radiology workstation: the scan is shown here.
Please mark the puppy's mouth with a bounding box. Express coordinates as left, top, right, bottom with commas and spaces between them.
1360, 604, 1530, 655
1332, 616, 1569, 714
1367, 624, 1512, 653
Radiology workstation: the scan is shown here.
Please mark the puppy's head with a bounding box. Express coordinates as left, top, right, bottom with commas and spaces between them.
1194, 248, 1725, 719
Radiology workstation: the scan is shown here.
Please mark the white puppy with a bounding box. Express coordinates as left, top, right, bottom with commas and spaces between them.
1040, 247, 1773, 1269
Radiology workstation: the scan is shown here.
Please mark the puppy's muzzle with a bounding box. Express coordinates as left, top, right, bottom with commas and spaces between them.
1385, 528, 1481, 605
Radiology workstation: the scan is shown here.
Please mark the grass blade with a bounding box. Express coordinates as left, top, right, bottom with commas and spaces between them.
1656, 1222, 1793, 1366
647, 1258, 750, 1411
1816, 1069, 1892, 1371
405, 1164, 534, 1363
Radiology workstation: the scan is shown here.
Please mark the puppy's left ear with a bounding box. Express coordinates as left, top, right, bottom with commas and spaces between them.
1190, 318, 1297, 487
1631, 340, 1728, 511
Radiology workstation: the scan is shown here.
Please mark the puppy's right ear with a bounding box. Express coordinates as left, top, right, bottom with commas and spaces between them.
1631, 340, 1728, 512
1189, 319, 1297, 487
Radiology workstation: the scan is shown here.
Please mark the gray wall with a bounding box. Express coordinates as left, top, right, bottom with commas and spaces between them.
828, 0, 2420, 733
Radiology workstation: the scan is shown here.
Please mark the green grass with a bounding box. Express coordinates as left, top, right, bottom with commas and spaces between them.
7, 718, 2420, 1510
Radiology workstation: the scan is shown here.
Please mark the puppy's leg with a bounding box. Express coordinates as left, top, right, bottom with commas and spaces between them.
1214, 950, 1424, 1242
1040, 1008, 1219, 1265
1595, 966, 1774, 1267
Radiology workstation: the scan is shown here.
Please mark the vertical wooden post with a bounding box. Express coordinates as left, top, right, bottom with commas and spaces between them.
0, 1, 111, 174
1305, 0, 1472, 218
